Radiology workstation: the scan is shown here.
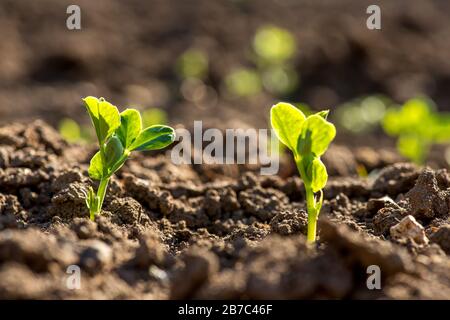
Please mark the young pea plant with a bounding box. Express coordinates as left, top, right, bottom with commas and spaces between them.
382, 97, 450, 164
271, 102, 336, 243
82, 96, 176, 221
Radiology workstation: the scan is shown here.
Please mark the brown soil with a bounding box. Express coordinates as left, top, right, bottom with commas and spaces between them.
1, 0, 450, 132
1, 0, 450, 300
0, 121, 449, 299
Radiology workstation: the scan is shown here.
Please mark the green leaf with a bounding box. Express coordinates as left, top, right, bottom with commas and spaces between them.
270, 102, 306, 152
104, 136, 124, 169
116, 108, 142, 148
317, 110, 329, 119
382, 98, 432, 137
397, 135, 427, 164
84, 186, 98, 211
307, 157, 328, 193
88, 151, 104, 180
82, 96, 120, 144
129, 125, 176, 151
298, 114, 336, 156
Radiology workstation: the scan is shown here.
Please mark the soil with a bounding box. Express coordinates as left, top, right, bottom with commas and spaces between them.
1, 0, 450, 300
1, 0, 450, 132
0, 121, 449, 299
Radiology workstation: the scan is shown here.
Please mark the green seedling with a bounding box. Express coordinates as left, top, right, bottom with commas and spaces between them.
59, 118, 81, 143
271, 102, 336, 243
176, 48, 209, 80
261, 65, 299, 95
59, 118, 94, 144
253, 25, 296, 64
382, 97, 450, 164
336, 95, 388, 134
82, 96, 176, 221
142, 108, 168, 127
223, 25, 299, 98
225, 68, 262, 97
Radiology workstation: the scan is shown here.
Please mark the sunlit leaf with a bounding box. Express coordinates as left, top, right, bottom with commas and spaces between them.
298, 114, 336, 156
307, 157, 328, 193
317, 110, 329, 119
88, 151, 104, 180
104, 136, 124, 169
117, 108, 141, 148
82, 96, 120, 144
270, 102, 306, 152
130, 125, 176, 151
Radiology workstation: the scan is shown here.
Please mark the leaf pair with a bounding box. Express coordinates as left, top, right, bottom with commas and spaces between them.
271, 102, 336, 192
381, 97, 450, 164
83, 96, 176, 180
82, 186, 99, 217
115, 107, 176, 152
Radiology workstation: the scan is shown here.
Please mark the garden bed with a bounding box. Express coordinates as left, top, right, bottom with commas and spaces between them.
0, 121, 449, 299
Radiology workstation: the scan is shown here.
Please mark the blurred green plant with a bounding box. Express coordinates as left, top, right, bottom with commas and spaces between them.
225, 25, 299, 98
59, 118, 94, 144
142, 108, 168, 127
253, 25, 296, 64
59, 118, 81, 143
382, 97, 450, 164
225, 68, 262, 97
335, 95, 389, 134
176, 48, 209, 80
261, 65, 299, 95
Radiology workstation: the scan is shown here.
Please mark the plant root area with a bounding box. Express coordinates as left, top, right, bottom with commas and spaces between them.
0, 121, 449, 299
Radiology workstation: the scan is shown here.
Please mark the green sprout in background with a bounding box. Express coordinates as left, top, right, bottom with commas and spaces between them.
176, 48, 209, 80
261, 65, 299, 96
335, 95, 389, 134
382, 97, 450, 164
225, 68, 262, 97
254, 25, 298, 96
253, 25, 296, 64
142, 108, 168, 127
59, 118, 81, 143
271, 102, 336, 243
224, 25, 298, 98
59, 118, 94, 143
82, 96, 176, 221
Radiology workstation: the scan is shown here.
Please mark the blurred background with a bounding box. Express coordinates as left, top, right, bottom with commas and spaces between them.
1, 0, 450, 168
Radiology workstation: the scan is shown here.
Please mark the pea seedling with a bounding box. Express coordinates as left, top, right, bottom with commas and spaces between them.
382, 97, 450, 164
82, 96, 176, 220
271, 102, 336, 243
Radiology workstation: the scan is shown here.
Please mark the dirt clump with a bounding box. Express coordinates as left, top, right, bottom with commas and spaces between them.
404, 169, 449, 220
0, 121, 449, 299
430, 225, 450, 255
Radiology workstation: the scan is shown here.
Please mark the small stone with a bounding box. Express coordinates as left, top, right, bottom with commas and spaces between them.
204, 189, 221, 219
367, 196, 399, 215
79, 240, 113, 273
390, 215, 429, 245
133, 229, 171, 268
429, 225, 450, 254
71, 218, 97, 239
